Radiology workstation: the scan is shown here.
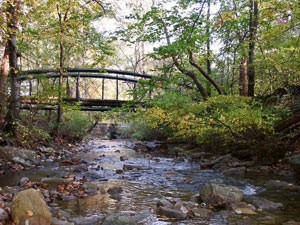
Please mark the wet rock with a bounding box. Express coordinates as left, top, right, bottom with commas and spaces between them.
82, 182, 98, 194
283, 221, 300, 225
191, 208, 212, 218
13, 156, 34, 167
244, 196, 283, 210
83, 172, 106, 181
0, 208, 9, 220
11, 188, 52, 225
157, 199, 174, 209
200, 183, 243, 208
206, 154, 234, 169
61, 195, 76, 201
222, 167, 246, 176
107, 186, 123, 195
264, 180, 300, 191
123, 164, 141, 171
18, 177, 30, 187
71, 215, 104, 225
52, 217, 75, 225
102, 213, 136, 225
0, 146, 39, 165
73, 165, 88, 173
120, 156, 128, 161
289, 154, 300, 174
39, 147, 56, 154
116, 169, 124, 174
41, 178, 72, 188
156, 206, 186, 220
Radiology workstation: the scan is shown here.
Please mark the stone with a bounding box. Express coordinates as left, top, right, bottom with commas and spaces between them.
283, 221, 300, 225
52, 217, 75, 225
244, 196, 283, 210
191, 208, 212, 218
207, 154, 233, 168
289, 154, 300, 173
200, 183, 243, 208
11, 188, 52, 225
116, 169, 124, 174
71, 215, 103, 225
120, 156, 128, 161
102, 214, 136, 225
264, 180, 300, 191
18, 177, 30, 187
39, 147, 56, 154
0, 147, 39, 165
13, 156, 34, 167
82, 182, 98, 194
234, 207, 257, 215
156, 206, 186, 220
157, 199, 174, 209
107, 186, 123, 195
0, 208, 9, 220
222, 167, 246, 176
73, 165, 88, 173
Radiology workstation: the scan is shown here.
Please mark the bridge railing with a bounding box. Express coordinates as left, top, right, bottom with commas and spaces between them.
19, 68, 153, 111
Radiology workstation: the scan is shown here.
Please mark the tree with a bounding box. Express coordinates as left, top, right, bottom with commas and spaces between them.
5, 0, 21, 127
117, 0, 224, 100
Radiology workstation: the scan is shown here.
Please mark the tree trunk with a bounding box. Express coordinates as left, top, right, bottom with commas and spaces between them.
248, 0, 258, 96
239, 58, 248, 96
188, 50, 224, 95
206, 0, 212, 96
0, 43, 9, 123
6, 0, 21, 126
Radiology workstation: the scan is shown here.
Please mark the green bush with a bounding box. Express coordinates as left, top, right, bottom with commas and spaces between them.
57, 111, 93, 139
128, 94, 286, 151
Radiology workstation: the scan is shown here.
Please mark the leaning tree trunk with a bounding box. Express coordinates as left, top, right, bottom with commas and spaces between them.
0, 43, 9, 123
6, 0, 21, 126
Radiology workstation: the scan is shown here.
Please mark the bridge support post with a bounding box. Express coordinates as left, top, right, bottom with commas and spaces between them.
76, 74, 80, 101
102, 79, 105, 100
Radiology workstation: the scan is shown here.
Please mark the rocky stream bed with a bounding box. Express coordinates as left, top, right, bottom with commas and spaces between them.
0, 136, 300, 225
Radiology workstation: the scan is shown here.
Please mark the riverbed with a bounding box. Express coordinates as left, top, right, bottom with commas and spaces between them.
1, 138, 300, 224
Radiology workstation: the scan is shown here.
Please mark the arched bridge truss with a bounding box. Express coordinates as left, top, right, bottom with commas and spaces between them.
20, 68, 153, 111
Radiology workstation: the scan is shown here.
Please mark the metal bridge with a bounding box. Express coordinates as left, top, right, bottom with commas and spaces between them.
20, 68, 153, 111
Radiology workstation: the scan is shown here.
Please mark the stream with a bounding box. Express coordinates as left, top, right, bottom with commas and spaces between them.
1, 137, 300, 224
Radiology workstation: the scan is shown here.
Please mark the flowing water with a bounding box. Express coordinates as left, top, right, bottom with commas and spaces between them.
1, 138, 300, 224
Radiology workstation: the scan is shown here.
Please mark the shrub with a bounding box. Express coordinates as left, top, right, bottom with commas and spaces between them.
57, 111, 93, 139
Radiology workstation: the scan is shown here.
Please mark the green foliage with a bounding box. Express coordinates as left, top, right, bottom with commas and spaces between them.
8, 121, 51, 148
127, 94, 285, 148
56, 111, 93, 139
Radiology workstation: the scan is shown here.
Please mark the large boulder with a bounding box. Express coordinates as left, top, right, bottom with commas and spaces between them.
200, 183, 243, 208
11, 188, 52, 225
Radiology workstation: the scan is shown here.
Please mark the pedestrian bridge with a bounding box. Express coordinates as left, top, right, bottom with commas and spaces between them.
20, 68, 153, 111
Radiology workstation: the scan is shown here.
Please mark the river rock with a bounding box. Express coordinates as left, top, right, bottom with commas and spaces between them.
289, 154, 300, 174
71, 215, 103, 225
13, 156, 34, 167
82, 182, 98, 194
18, 177, 30, 187
191, 208, 212, 218
0, 208, 9, 220
222, 167, 246, 176
156, 206, 186, 220
157, 199, 174, 209
39, 147, 56, 154
102, 213, 136, 225
265, 180, 300, 191
200, 183, 243, 208
244, 196, 283, 210
283, 221, 300, 225
52, 217, 75, 225
41, 178, 72, 188
0, 146, 39, 165
11, 188, 52, 225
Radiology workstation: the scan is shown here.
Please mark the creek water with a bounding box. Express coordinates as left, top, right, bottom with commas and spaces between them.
1, 138, 300, 224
